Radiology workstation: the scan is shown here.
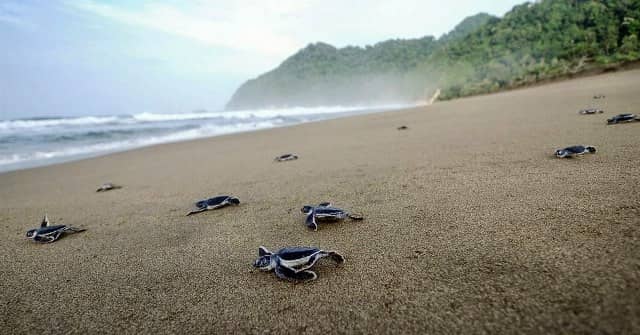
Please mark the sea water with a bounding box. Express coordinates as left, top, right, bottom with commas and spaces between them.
0, 104, 415, 173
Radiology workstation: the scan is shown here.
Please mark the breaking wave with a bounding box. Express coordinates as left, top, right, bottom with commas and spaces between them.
0, 104, 417, 172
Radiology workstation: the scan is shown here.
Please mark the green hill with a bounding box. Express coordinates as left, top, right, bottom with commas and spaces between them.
226, 1, 640, 110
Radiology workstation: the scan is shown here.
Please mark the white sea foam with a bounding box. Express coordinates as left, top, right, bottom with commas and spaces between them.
0, 104, 415, 131
0, 120, 283, 170
131, 104, 414, 122
0, 104, 419, 172
0, 116, 124, 130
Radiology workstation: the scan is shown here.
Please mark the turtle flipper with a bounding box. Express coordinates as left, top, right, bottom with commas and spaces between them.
46, 231, 63, 243
305, 212, 318, 231
226, 197, 240, 205
347, 213, 364, 220
186, 207, 208, 216
295, 251, 345, 272
36, 231, 62, 243
258, 246, 272, 256
327, 251, 345, 264
64, 226, 86, 234
318, 202, 331, 207
41, 214, 50, 228
275, 264, 317, 281
294, 251, 325, 271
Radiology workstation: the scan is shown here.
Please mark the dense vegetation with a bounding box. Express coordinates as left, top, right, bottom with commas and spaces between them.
226, 0, 640, 109
435, 0, 640, 99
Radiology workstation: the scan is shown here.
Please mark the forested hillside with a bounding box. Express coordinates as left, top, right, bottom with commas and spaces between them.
227, 0, 640, 109
434, 0, 640, 99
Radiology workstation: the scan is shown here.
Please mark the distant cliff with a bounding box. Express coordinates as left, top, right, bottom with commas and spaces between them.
227, 0, 640, 109
225, 36, 444, 109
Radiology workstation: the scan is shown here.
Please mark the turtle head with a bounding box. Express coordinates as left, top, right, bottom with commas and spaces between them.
555, 150, 567, 158
585, 146, 596, 153
253, 255, 273, 270
26, 229, 37, 239
301, 205, 313, 215
227, 197, 240, 205
254, 246, 274, 270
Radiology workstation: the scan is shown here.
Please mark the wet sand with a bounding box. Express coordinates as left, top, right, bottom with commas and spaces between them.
1, 69, 639, 334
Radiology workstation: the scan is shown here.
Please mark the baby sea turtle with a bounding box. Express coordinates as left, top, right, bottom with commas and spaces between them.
555, 145, 596, 158
96, 183, 122, 192
578, 108, 603, 115
607, 113, 638, 125
593, 94, 606, 99
26, 215, 86, 243
275, 154, 298, 162
397, 125, 409, 130
186, 195, 240, 216
253, 246, 345, 281
301, 202, 363, 231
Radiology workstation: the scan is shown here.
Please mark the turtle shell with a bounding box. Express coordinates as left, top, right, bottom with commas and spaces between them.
608, 114, 636, 123
35, 225, 67, 235
313, 207, 348, 220
563, 145, 587, 154
196, 196, 230, 208
276, 247, 321, 260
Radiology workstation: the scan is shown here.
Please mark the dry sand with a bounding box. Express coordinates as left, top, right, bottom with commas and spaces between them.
1, 69, 639, 334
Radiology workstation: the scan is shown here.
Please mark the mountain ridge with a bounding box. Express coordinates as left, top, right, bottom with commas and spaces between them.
227, 1, 640, 110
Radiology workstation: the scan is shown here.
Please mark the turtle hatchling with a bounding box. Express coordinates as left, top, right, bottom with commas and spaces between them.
96, 182, 122, 192
555, 145, 596, 158
275, 153, 298, 162
578, 108, 603, 115
253, 246, 345, 281
186, 195, 240, 216
301, 202, 363, 231
607, 113, 638, 125
26, 215, 86, 243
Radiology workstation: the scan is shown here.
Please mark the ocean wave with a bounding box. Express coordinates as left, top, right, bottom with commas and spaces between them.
131, 108, 360, 122
220, 104, 415, 120
0, 103, 419, 172
0, 104, 416, 131
0, 120, 283, 169
0, 116, 125, 130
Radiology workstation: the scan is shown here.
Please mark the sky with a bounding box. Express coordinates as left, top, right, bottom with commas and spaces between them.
0, 0, 523, 119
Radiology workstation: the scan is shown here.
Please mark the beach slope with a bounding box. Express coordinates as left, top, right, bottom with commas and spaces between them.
1, 69, 639, 334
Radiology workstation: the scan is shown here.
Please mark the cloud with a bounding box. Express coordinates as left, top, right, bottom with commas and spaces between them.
0, 1, 36, 29
0, 13, 24, 25
66, 0, 302, 58
59, 0, 522, 79
64, 1, 521, 65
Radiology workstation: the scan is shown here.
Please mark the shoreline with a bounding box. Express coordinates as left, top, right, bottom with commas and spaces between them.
0, 104, 422, 175
5, 62, 639, 176
1, 69, 639, 334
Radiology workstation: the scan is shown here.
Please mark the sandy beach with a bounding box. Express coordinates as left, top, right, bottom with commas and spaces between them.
1, 69, 639, 334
